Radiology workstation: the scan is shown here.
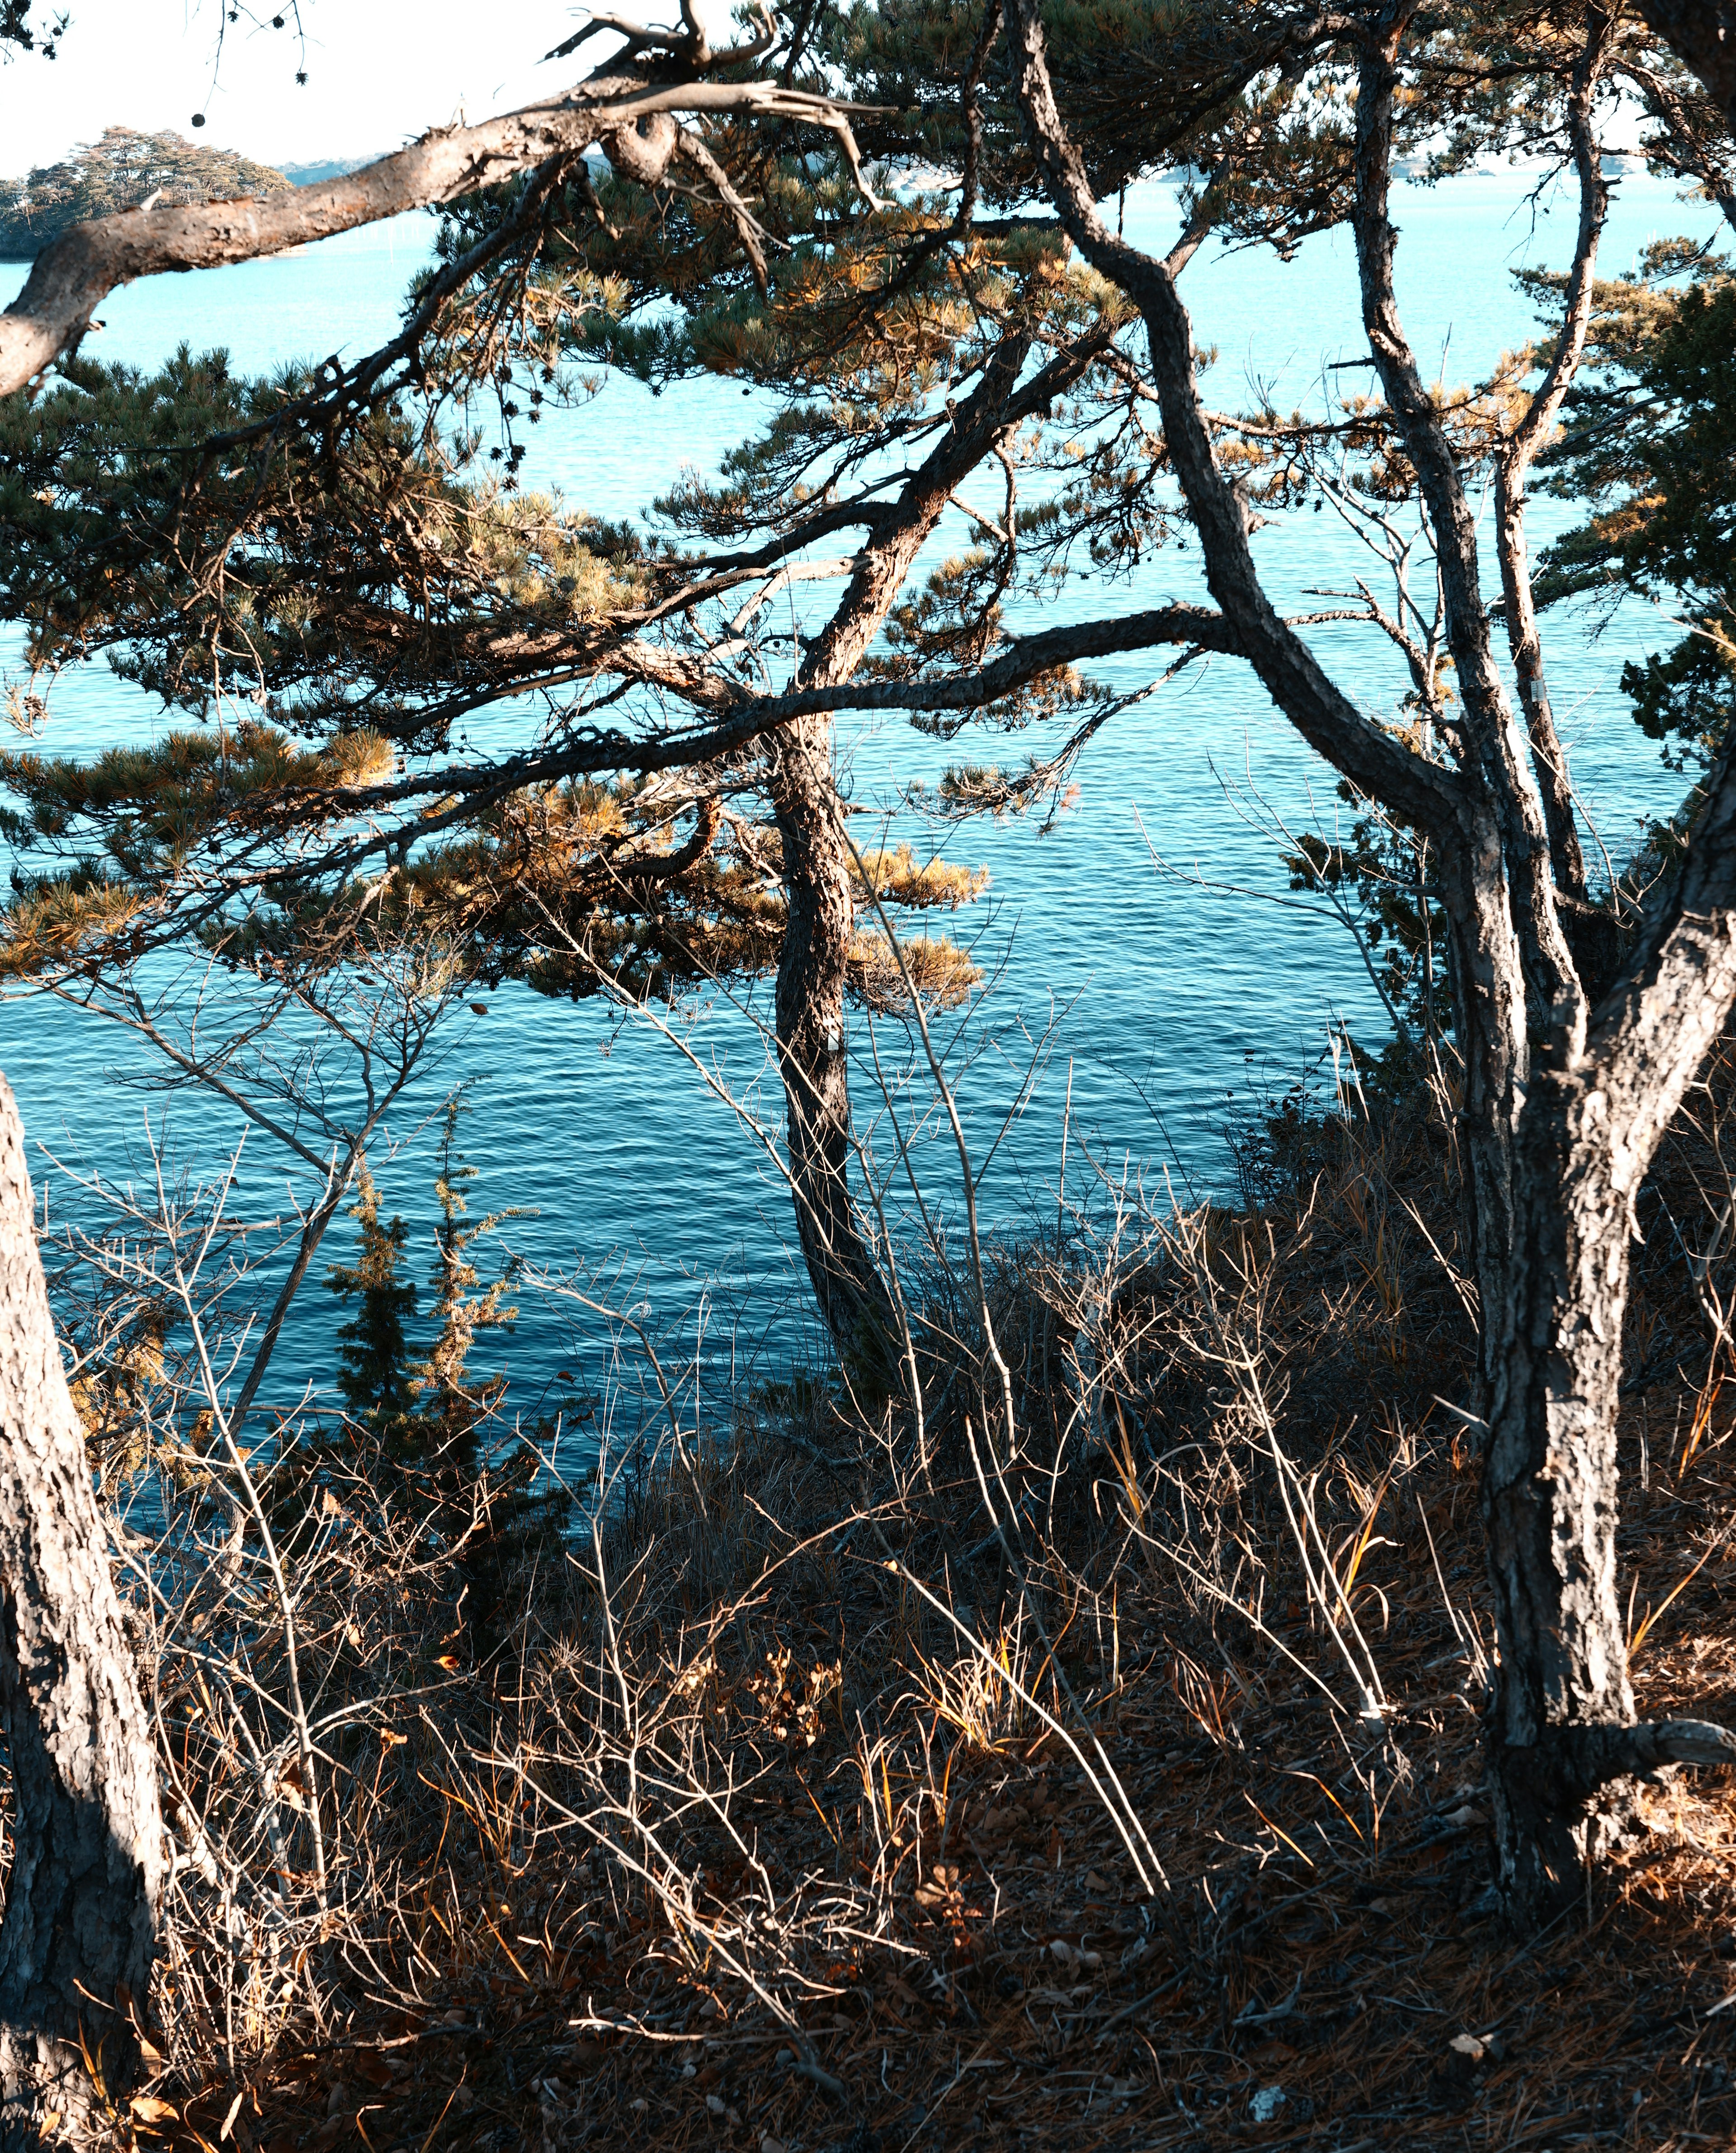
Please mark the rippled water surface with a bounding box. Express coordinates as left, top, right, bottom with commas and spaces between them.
2, 172, 1721, 1430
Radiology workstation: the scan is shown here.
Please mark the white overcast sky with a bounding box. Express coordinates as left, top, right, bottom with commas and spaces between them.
2, 2, 1655, 181
0, 1, 721, 171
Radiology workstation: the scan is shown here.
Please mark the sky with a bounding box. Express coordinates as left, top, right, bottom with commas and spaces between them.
0, 0, 720, 172
5, 2, 1657, 179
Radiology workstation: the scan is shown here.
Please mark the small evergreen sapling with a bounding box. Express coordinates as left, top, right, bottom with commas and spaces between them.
326, 1163, 418, 1439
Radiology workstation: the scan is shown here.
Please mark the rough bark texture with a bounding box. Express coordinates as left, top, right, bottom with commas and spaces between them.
0, 1076, 162, 2142
770, 715, 901, 1369
1482, 742, 1736, 1915
1003, 0, 1736, 1932
770, 326, 1110, 1368
1639, 0, 1736, 124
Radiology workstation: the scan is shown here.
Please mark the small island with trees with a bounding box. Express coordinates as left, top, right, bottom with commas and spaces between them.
0, 125, 291, 260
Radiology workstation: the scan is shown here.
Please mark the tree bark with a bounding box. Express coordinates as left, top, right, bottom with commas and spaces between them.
1638, 0, 1736, 126
0, 65, 876, 394
1484, 737, 1736, 1917
1490, 11, 1614, 907
0, 1075, 162, 2143
770, 326, 1108, 1368
770, 718, 903, 1371
1002, 0, 1736, 1931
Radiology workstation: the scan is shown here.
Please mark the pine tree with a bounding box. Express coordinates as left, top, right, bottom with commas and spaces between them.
412, 1095, 518, 1475
325, 1163, 418, 1434
7, 0, 1736, 1944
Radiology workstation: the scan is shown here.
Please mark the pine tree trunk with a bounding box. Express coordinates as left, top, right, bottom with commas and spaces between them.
1473, 776, 1736, 1922
1480, 1059, 1640, 1922
770, 718, 902, 1373
766, 326, 1067, 1374
1000, 0, 1736, 1936
0, 1076, 162, 2143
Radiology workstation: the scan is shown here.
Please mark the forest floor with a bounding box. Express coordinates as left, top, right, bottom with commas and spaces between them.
151, 1458, 1736, 2153
120, 1069, 1736, 2153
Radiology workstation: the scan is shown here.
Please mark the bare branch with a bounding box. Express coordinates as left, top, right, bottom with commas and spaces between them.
1001, 0, 1463, 840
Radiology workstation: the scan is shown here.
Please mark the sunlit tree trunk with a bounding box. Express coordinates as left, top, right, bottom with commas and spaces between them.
0, 1076, 162, 2143
770, 718, 902, 1369
1005, 0, 1736, 1931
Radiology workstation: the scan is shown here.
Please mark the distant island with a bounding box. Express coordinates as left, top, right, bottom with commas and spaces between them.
277, 154, 381, 188
0, 126, 293, 260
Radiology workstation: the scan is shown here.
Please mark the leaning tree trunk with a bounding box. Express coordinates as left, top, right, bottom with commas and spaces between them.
0, 1076, 162, 2143
768, 325, 1054, 1373
770, 716, 902, 1374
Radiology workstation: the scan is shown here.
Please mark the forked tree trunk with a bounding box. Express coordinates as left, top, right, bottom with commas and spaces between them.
1477, 777, 1736, 1921
1349, 14, 1736, 1928
0, 1076, 162, 2143
1002, 0, 1736, 1933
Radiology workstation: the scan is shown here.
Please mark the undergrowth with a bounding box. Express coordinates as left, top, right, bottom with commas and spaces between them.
41, 1036, 1736, 2152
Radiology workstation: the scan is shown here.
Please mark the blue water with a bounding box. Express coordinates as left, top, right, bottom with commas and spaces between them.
2, 172, 1722, 1440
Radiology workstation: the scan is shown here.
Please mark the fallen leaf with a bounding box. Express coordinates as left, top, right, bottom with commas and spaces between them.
130, 2095, 180, 2124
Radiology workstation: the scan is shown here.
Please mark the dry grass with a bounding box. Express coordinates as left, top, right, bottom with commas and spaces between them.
66, 1043, 1736, 2153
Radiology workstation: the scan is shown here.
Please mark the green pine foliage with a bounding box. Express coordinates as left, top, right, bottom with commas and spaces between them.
413, 1096, 521, 1471
321, 1111, 568, 1656
1538, 256, 1736, 771
325, 1165, 418, 1435
6, 1, 1733, 1335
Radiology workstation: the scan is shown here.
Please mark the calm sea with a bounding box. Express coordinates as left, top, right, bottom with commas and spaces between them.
2, 171, 1720, 1444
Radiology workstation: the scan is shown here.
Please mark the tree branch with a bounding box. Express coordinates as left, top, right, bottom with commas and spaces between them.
1000, 0, 1464, 840
0, 68, 882, 394
1351, 14, 1584, 1039
1637, 1, 1736, 127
